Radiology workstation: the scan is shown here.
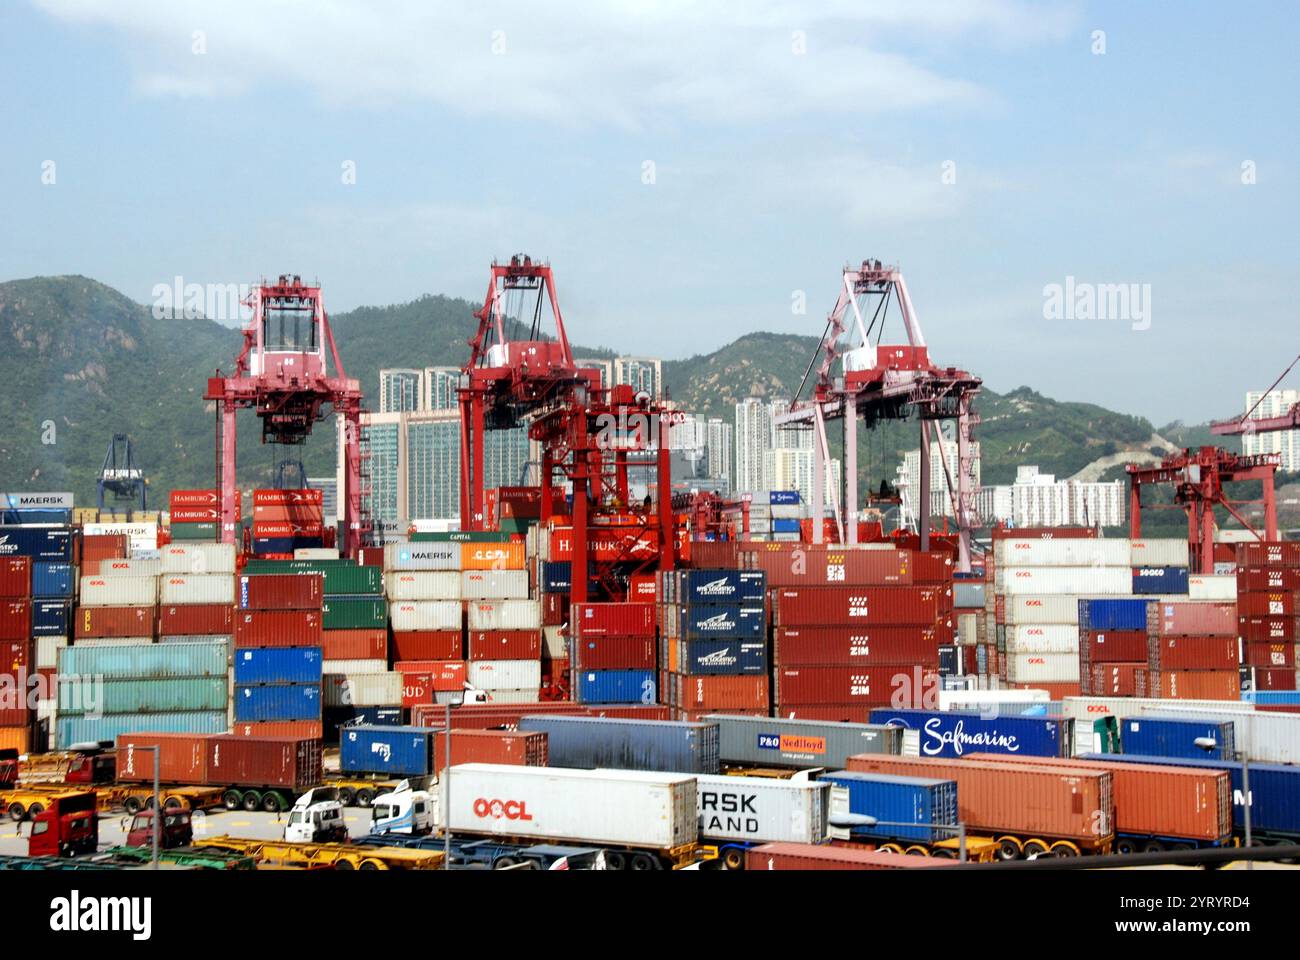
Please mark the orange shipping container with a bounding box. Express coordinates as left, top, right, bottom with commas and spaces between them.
0, 726, 32, 753
460, 541, 525, 571
746, 842, 956, 870
1135, 669, 1240, 700
229, 721, 324, 740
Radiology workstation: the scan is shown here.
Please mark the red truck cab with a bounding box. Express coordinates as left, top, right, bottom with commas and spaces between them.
28, 791, 99, 858
125, 809, 194, 849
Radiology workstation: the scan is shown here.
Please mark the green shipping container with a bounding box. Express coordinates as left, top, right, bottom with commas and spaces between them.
322, 597, 387, 629
497, 519, 534, 535
245, 560, 382, 596
409, 531, 516, 543
58, 677, 229, 715
169, 522, 219, 541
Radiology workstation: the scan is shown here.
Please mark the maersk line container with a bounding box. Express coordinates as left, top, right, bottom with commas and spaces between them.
383, 542, 459, 571
160, 574, 234, 606
390, 600, 461, 632
820, 771, 958, 844
696, 774, 830, 844
517, 715, 720, 774
159, 542, 237, 574
996, 567, 1132, 596
0, 525, 73, 560
676, 604, 765, 641
1004, 624, 1079, 653
706, 714, 902, 769
31, 562, 74, 598
574, 669, 656, 704
322, 597, 387, 630
993, 538, 1131, 567
467, 659, 541, 691
339, 725, 436, 776
1004, 595, 1083, 625
59, 677, 228, 715
322, 671, 402, 707
443, 764, 698, 850
1121, 716, 1236, 760
467, 599, 540, 631
57, 641, 228, 680
1129, 539, 1190, 568
668, 570, 766, 604
234, 683, 323, 722
80, 575, 156, 607
1078, 598, 1149, 631
461, 570, 529, 600
868, 708, 1071, 758
1132, 566, 1189, 595
385, 571, 461, 601
233, 647, 323, 685
32, 599, 71, 637
56, 710, 228, 749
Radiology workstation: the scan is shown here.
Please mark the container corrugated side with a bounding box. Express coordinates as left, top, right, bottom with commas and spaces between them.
57, 641, 228, 680
695, 775, 829, 844
993, 539, 1131, 567
819, 771, 957, 843
1004, 624, 1080, 653
1060, 696, 1243, 722
390, 600, 461, 632
384, 571, 461, 601
383, 542, 459, 571
95, 558, 163, 577
57, 711, 228, 749
339, 725, 435, 776
206, 735, 323, 789
1130, 539, 1191, 567
466, 600, 541, 631
461, 570, 529, 600
59, 677, 227, 715
705, 714, 901, 768
1134, 704, 1300, 765
116, 732, 210, 783
233, 684, 323, 722
322, 671, 402, 707
159, 542, 237, 574
996, 567, 1132, 596
159, 574, 235, 606
467, 660, 541, 691
79, 575, 157, 607
1188, 575, 1237, 601
868, 708, 1070, 758
1005, 653, 1081, 683
1004, 595, 1083, 625
517, 715, 720, 773
233, 647, 324, 684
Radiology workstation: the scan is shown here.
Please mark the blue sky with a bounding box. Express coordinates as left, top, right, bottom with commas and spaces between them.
2, 1, 1296, 425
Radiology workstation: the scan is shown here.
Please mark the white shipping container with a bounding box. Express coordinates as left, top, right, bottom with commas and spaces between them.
79, 575, 157, 607
95, 558, 163, 577
294, 548, 340, 560
474, 688, 543, 705
1005, 652, 1080, 683
993, 538, 1132, 567
461, 570, 529, 600
322, 672, 402, 707
468, 659, 542, 691
467, 600, 541, 631
385, 571, 461, 601
956, 613, 979, 646
1005, 624, 1080, 654
939, 689, 1051, 711
159, 574, 234, 606
696, 775, 830, 844
1135, 705, 1300, 765
159, 542, 237, 575
442, 764, 698, 850
542, 625, 566, 659
1060, 696, 1243, 723
1130, 539, 1190, 568
390, 600, 462, 632
321, 659, 388, 675
36, 636, 67, 670
1188, 575, 1236, 601
995, 567, 1132, 596
383, 542, 460, 572
1002, 594, 1083, 625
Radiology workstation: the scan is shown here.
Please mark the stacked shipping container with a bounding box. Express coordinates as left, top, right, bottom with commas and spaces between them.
232, 571, 325, 738
1235, 542, 1300, 692
571, 602, 657, 704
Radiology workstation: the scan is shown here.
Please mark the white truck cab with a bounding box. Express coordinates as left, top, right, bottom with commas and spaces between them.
285, 786, 349, 844
371, 780, 435, 836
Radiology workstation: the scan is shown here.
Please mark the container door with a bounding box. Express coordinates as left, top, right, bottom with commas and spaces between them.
900, 728, 921, 757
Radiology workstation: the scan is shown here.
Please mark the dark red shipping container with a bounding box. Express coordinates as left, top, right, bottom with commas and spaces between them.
233, 610, 322, 648
116, 732, 210, 783
321, 629, 388, 661
229, 721, 324, 740
960, 646, 978, 675
1244, 642, 1294, 668
1081, 630, 1148, 663
991, 526, 1098, 541
772, 586, 951, 627
1089, 662, 1144, 697
1149, 602, 1236, 637
674, 674, 769, 710
1237, 592, 1294, 618
81, 534, 129, 564
740, 546, 912, 587
0, 707, 31, 726
772, 625, 940, 667
1147, 635, 1238, 671
238, 573, 323, 610
0, 601, 32, 641
159, 604, 235, 637
688, 540, 739, 569
398, 661, 467, 705
571, 603, 656, 638
1238, 567, 1300, 592
206, 735, 323, 789
911, 550, 954, 586
391, 630, 462, 661
774, 703, 875, 723
1237, 542, 1300, 567
775, 665, 928, 704
1238, 616, 1299, 643
570, 636, 656, 671
542, 592, 567, 626
75, 605, 155, 639
429, 729, 548, 773
1245, 666, 1297, 691
467, 630, 542, 661
0, 558, 32, 598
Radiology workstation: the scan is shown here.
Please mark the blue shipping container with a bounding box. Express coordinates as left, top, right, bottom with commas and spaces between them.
340, 725, 436, 776
254, 537, 325, 554
769, 491, 800, 506
681, 640, 767, 676
820, 771, 958, 844
1120, 716, 1236, 760
0, 525, 73, 561
56, 711, 228, 750
1, 508, 72, 525
1242, 691, 1300, 707
678, 570, 766, 604
678, 604, 765, 640
32, 599, 71, 637
1131, 566, 1189, 595
772, 518, 801, 534
234, 683, 323, 722
1086, 753, 1300, 837
32, 561, 74, 598
868, 708, 1070, 758
1078, 598, 1149, 631
574, 669, 656, 704
517, 715, 720, 774
938, 646, 958, 675
234, 647, 324, 685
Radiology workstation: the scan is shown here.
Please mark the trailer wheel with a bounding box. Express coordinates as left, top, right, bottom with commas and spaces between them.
721, 848, 746, 871
603, 850, 628, 871
241, 790, 262, 812
163, 796, 184, 812
359, 860, 381, 870
630, 852, 658, 871
8, 802, 25, 821
262, 792, 284, 813
1022, 839, 1050, 859
879, 843, 905, 855
493, 856, 519, 870
904, 845, 930, 857
1115, 838, 1139, 856
1141, 840, 1164, 854
335, 859, 354, 870
355, 788, 375, 808
931, 848, 957, 860
27, 803, 44, 820
1049, 841, 1080, 858
996, 837, 1023, 861
337, 787, 356, 807
222, 790, 242, 810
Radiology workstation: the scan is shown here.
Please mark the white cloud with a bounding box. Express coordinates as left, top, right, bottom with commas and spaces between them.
33, 0, 1075, 127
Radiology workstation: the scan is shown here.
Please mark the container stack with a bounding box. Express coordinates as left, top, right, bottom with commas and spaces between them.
1129, 538, 1192, 595
950, 576, 987, 682
1078, 598, 1149, 697
538, 557, 576, 698
384, 543, 457, 663
77, 539, 158, 647
1235, 541, 1300, 693
168, 489, 229, 543
570, 603, 657, 704
1141, 600, 1240, 699
251, 489, 326, 557
0, 556, 35, 752
55, 641, 229, 747
465, 562, 540, 704
232, 572, 325, 738
157, 543, 236, 647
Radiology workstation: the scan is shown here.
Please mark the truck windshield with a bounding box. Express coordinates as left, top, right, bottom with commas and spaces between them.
372, 805, 393, 822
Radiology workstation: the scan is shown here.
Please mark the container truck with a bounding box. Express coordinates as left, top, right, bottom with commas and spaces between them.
694, 774, 830, 870
123, 808, 194, 850
28, 790, 98, 858
283, 786, 349, 844
369, 781, 436, 836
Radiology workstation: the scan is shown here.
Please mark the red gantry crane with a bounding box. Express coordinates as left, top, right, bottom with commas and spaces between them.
205, 275, 371, 557
1210, 353, 1300, 437
781, 260, 983, 570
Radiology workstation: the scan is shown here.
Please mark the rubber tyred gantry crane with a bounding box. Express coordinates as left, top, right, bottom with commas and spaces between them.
204, 275, 371, 557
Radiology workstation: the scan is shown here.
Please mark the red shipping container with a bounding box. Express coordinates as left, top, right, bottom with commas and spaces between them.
1237, 592, 1293, 618
430, 729, 548, 774
170, 489, 221, 508
0, 557, 32, 598
775, 665, 932, 705
1090, 663, 1144, 697
628, 574, 657, 602
237, 573, 323, 610
75, 605, 155, 639
253, 489, 323, 506
233, 610, 322, 648
1149, 602, 1236, 637
467, 630, 542, 661
170, 507, 220, 523
570, 636, 656, 671
1136, 669, 1240, 700
1246, 666, 1297, 691
251, 504, 324, 525
159, 604, 234, 637
571, 603, 656, 638
1147, 635, 1238, 671
1237, 542, 1300, 567
252, 521, 326, 538
911, 550, 954, 586
674, 674, 768, 710
229, 721, 323, 740
1238, 567, 1300, 592
775, 703, 875, 723
542, 592, 567, 626
740, 546, 913, 587
960, 646, 978, 675
0, 601, 32, 641
991, 526, 1098, 541
116, 732, 210, 783
81, 534, 129, 563
321, 629, 387, 661
397, 660, 466, 690
355, 546, 384, 568
772, 586, 950, 627
205, 735, 323, 789
746, 842, 955, 871
1081, 630, 1148, 664
772, 626, 940, 667
391, 630, 462, 661
1244, 642, 1294, 668
688, 541, 739, 569
1238, 616, 1299, 643
0, 707, 30, 726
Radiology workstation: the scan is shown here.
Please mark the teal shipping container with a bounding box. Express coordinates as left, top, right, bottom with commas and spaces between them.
56, 711, 229, 749
57, 641, 228, 680
57, 677, 229, 716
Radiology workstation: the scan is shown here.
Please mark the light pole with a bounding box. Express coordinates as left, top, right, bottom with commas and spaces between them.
1195, 736, 1251, 870
442, 695, 464, 871
853, 815, 968, 862
134, 744, 161, 870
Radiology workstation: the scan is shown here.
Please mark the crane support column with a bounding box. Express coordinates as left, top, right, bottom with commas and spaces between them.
658, 414, 675, 570
220, 400, 239, 545
844, 394, 858, 545
918, 417, 931, 552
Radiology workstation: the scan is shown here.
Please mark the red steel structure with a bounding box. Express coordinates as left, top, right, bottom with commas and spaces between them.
1126, 446, 1279, 574
782, 261, 982, 569
1210, 353, 1300, 438
205, 275, 370, 557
